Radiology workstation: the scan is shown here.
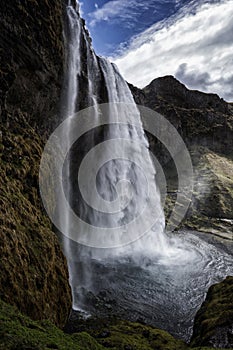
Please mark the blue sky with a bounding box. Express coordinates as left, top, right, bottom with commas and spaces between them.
80, 0, 191, 56
80, 0, 233, 101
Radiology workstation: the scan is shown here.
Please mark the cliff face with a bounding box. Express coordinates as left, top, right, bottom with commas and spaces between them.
130, 76, 233, 238
0, 0, 71, 327
132, 76, 232, 155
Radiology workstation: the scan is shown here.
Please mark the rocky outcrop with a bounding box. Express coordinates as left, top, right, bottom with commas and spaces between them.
130, 76, 233, 237
0, 0, 71, 327
191, 276, 233, 348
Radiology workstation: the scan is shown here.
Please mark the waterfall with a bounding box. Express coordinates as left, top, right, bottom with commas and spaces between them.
60, 1, 170, 307
61, 0, 81, 301
62, 1, 166, 250
63, 1, 81, 117
96, 57, 167, 251
38, 1, 233, 334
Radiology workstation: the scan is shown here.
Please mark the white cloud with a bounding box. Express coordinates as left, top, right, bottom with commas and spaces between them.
89, 0, 137, 26
112, 0, 233, 101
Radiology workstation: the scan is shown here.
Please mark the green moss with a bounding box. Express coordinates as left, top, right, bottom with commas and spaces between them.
0, 120, 71, 327
101, 321, 187, 349
0, 301, 185, 350
1, 299, 233, 350
191, 277, 233, 347
0, 299, 104, 350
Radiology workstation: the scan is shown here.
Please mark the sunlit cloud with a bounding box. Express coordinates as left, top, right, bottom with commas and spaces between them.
112, 0, 233, 101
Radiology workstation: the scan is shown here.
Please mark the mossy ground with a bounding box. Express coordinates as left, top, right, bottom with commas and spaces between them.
0, 298, 103, 350
0, 298, 232, 350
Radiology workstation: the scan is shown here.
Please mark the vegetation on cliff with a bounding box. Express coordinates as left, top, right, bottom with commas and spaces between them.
0, 0, 71, 326
191, 276, 233, 348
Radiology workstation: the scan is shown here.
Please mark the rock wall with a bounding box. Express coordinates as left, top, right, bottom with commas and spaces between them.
130, 76, 233, 237
0, 0, 71, 327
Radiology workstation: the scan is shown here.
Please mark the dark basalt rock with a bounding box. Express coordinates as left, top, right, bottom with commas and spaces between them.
143, 75, 229, 113
0, 0, 64, 133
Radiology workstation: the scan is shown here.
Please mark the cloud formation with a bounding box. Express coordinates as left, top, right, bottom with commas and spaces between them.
112, 0, 233, 101
89, 0, 174, 27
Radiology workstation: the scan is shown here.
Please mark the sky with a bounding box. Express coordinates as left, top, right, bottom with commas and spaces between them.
81, 0, 233, 101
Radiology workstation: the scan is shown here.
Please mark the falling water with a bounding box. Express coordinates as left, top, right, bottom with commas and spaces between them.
60, 0, 169, 302
63, 1, 81, 117
61, 0, 81, 300
59, 1, 233, 340
62, 1, 167, 253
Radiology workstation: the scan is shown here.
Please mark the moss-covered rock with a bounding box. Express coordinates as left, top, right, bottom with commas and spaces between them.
0, 298, 104, 350
1, 297, 232, 350
0, 0, 71, 326
66, 316, 189, 350
191, 276, 233, 348
0, 119, 71, 327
